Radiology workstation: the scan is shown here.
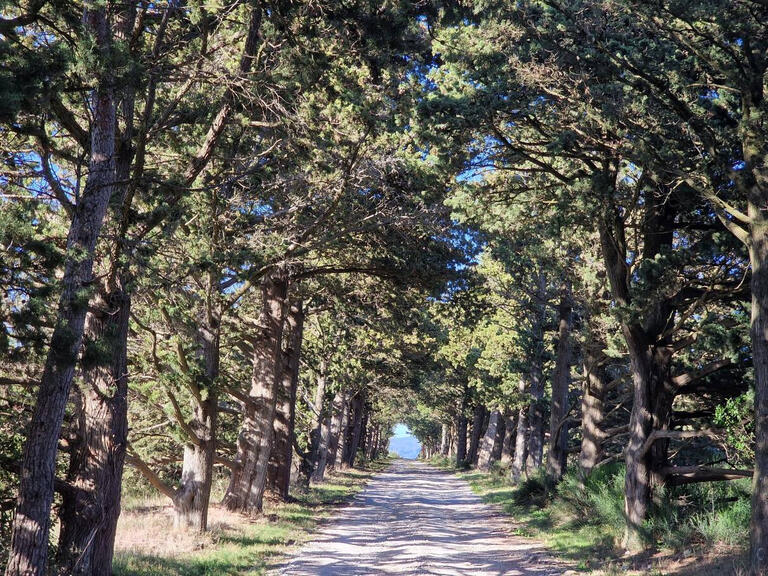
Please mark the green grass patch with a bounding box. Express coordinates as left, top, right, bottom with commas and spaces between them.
428, 456, 750, 574
113, 459, 390, 576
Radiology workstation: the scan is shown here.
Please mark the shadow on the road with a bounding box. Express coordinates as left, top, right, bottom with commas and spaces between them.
274, 460, 566, 576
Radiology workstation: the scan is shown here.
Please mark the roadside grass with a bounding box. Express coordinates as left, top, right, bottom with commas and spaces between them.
429, 456, 748, 575
113, 458, 390, 576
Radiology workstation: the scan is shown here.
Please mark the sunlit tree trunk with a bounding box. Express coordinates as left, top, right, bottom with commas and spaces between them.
477, 410, 502, 470
223, 272, 287, 513
440, 423, 450, 456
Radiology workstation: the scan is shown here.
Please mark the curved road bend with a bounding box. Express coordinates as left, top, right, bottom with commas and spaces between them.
278, 459, 567, 576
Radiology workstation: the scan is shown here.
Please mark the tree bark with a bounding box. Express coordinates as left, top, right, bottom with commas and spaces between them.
477, 410, 502, 470
345, 391, 366, 467
174, 306, 220, 531
56, 288, 130, 576
309, 361, 329, 481
327, 391, 347, 471
335, 397, 350, 469
750, 188, 768, 575
440, 423, 450, 456
526, 274, 548, 472
467, 404, 487, 466
546, 292, 572, 484
579, 337, 608, 477
267, 303, 304, 499
500, 415, 516, 464
456, 412, 468, 466
223, 272, 287, 513
511, 377, 529, 481
5, 7, 116, 574
597, 185, 677, 552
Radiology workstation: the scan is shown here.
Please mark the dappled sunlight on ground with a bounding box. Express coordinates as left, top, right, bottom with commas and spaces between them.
277, 460, 568, 575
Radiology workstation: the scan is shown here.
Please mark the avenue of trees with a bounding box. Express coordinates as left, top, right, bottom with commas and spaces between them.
0, 0, 767, 575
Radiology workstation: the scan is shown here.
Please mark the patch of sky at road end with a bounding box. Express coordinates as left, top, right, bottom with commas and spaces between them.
388, 424, 421, 459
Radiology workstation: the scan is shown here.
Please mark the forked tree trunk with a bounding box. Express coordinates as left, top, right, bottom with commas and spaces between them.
579, 342, 608, 477
477, 410, 502, 470
467, 404, 486, 465
546, 293, 572, 484
5, 9, 116, 574
223, 272, 287, 513
598, 191, 676, 552
56, 287, 130, 576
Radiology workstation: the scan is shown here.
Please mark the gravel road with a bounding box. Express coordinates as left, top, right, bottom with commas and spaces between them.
278, 459, 567, 575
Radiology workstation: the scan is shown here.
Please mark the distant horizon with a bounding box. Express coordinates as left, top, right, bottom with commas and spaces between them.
389, 423, 421, 459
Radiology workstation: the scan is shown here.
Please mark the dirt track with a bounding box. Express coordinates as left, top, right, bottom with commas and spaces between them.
278, 459, 567, 575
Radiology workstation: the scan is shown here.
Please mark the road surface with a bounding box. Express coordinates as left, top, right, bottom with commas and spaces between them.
278, 459, 566, 575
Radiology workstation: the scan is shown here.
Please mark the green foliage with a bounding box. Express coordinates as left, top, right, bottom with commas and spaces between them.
714, 391, 755, 465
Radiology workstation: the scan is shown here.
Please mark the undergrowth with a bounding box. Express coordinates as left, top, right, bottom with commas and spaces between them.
113, 458, 390, 576
429, 455, 749, 573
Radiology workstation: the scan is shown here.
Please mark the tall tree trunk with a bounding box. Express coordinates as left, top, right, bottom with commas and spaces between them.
223, 272, 287, 513
511, 379, 529, 481
456, 413, 468, 465
309, 361, 329, 479
327, 391, 346, 471
525, 360, 546, 471
491, 414, 506, 462
579, 342, 608, 477
311, 413, 332, 483
477, 410, 502, 470
467, 404, 486, 466
345, 391, 366, 467
174, 308, 220, 531
358, 406, 370, 457
751, 191, 768, 575
440, 423, 450, 456
56, 288, 130, 575
500, 415, 516, 464
546, 292, 572, 484
526, 274, 547, 472
597, 181, 677, 552
5, 8, 116, 574
335, 397, 350, 469
174, 393, 217, 531
267, 303, 304, 499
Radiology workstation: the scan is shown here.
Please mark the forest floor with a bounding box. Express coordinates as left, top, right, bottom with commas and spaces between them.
436, 461, 748, 576
276, 459, 569, 575
112, 460, 390, 576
